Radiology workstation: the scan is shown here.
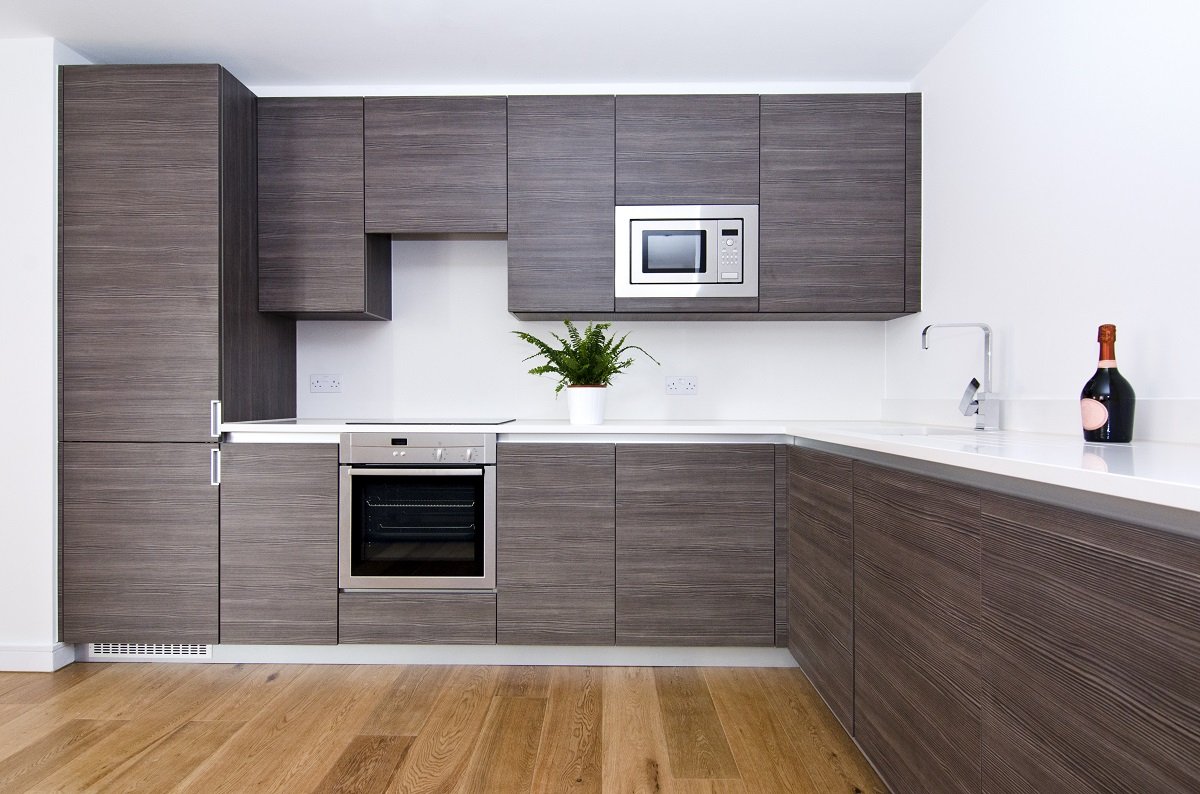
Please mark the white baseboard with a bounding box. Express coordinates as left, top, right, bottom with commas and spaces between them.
74, 643, 797, 668
0, 642, 76, 672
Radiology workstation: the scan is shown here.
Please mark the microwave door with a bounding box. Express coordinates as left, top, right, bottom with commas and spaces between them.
630, 220, 717, 285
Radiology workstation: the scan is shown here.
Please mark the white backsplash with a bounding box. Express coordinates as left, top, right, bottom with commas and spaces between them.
296, 239, 887, 421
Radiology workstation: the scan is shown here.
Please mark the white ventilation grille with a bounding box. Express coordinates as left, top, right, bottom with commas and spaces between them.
84, 643, 213, 662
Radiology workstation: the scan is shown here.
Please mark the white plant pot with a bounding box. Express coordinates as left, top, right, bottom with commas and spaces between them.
567, 385, 607, 425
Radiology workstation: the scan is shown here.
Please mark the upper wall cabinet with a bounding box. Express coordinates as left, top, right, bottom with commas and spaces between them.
759, 94, 921, 316
364, 97, 507, 234
257, 98, 391, 320
507, 95, 616, 314
60, 64, 295, 439
616, 95, 759, 206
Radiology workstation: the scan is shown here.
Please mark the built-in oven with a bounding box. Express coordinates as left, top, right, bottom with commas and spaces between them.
338, 433, 496, 590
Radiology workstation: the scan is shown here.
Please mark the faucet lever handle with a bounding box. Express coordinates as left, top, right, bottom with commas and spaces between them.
958, 377, 981, 416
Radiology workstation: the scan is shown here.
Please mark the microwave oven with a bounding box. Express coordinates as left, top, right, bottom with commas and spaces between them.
615, 204, 759, 299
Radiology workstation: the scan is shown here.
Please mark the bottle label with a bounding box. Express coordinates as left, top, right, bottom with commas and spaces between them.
1081, 398, 1109, 431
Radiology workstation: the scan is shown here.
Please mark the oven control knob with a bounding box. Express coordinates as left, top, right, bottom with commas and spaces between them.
434, 448, 445, 462
464, 448, 475, 462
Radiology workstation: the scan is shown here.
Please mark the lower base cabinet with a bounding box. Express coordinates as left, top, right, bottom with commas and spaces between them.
339, 592, 497, 644
219, 443, 339, 645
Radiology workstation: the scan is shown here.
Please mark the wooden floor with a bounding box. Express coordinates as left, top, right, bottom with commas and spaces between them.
0, 663, 885, 793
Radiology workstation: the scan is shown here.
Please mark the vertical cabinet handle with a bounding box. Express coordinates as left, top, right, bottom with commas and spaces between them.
210, 448, 221, 487
210, 400, 222, 438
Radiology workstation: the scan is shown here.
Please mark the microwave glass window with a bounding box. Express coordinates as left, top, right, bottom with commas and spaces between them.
642, 230, 706, 274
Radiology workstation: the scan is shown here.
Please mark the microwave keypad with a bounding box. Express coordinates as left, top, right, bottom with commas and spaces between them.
719, 229, 741, 279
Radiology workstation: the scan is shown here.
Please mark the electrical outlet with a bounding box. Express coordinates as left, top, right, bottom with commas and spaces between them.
665, 375, 698, 396
309, 374, 342, 393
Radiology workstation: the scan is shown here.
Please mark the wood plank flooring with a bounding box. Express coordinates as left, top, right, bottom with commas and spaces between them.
0, 663, 885, 793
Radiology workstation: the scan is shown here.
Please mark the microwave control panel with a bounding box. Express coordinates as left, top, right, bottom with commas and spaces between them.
717, 222, 744, 281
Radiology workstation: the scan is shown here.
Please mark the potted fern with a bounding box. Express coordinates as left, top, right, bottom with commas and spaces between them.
513, 320, 658, 425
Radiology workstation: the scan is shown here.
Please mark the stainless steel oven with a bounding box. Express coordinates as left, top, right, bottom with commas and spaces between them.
338, 433, 496, 590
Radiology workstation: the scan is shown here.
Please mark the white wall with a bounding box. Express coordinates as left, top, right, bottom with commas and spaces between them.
0, 38, 86, 671
298, 240, 886, 421
884, 0, 1200, 440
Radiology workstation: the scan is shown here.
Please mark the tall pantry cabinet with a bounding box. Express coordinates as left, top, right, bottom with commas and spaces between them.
58, 65, 295, 643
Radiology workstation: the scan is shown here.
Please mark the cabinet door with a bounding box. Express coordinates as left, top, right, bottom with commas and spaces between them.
507, 96, 615, 314
787, 447, 854, 731
760, 94, 908, 314
61, 442, 218, 643
60, 66, 221, 442
854, 463, 982, 794
364, 96, 507, 233
981, 494, 1200, 793
615, 444, 775, 646
219, 444, 339, 645
257, 98, 391, 319
615, 95, 759, 206
496, 443, 615, 644
339, 592, 497, 644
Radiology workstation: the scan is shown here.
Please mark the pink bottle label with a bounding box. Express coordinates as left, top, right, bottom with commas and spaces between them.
1081, 398, 1109, 431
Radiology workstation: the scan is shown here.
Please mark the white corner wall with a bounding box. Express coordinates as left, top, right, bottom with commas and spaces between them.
0, 38, 86, 671
884, 0, 1200, 441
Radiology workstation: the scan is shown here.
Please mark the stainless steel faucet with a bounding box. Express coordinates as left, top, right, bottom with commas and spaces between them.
921, 323, 999, 430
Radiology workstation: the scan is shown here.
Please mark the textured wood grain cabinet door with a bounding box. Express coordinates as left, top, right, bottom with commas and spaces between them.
507, 95, 616, 314
339, 592, 497, 644
496, 443, 616, 644
219, 444, 339, 645
786, 447, 855, 732
257, 97, 391, 319
615, 95, 759, 206
980, 494, 1200, 793
364, 96, 507, 233
61, 442, 218, 643
615, 444, 775, 646
853, 463, 982, 794
759, 94, 911, 314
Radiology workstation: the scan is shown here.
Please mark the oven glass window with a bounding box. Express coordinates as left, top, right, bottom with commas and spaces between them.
642, 230, 706, 273
350, 473, 484, 578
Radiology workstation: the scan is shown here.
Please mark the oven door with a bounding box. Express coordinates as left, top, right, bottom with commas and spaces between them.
339, 466, 496, 590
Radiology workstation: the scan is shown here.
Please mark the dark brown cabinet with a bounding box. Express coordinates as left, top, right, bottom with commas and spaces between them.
338, 592, 497, 644
257, 97, 391, 319
61, 443, 219, 644
60, 65, 294, 440
219, 444, 339, 645
980, 494, 1200, 793
615, 444, 775, 646
507, 96, 615, 315
786, 446, 855, 731
759, 94, 920, 316
496, 443, 616, 644
853, 463, 982, 794
615, 95, 759, 206
364, 96, 507, 234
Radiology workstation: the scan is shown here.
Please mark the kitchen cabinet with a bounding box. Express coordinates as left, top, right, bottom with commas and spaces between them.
980, 493, 1200, 793
786, 446, 855, 731
61, 443, 219, 644
257, 97, 391, 319
853, 462, 982, 794
615, 444, 775, 646
773, 445, 788, 647
59, 64, 295, 440
496, 443, 616, 644
615, 94, 759, 206
338, 592, 497, 644
364, 96, 507, 234
507, 95, 615, 315
759, 94, 920, 316
219, 444, 339, 645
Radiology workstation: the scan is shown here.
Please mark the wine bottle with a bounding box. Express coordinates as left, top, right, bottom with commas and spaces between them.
1080, 324, 1135, 443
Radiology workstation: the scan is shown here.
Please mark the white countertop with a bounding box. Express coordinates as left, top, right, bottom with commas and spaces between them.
221, 418, 1200, 514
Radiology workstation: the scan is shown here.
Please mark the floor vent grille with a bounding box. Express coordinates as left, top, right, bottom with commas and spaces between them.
85, 643, 213, 662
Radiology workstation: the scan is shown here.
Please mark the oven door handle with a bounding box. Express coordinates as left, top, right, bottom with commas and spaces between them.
343, 467, 483, 477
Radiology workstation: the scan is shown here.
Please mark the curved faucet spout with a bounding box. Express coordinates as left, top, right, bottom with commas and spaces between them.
921, 323, 998, 430
921, 323, 993, 394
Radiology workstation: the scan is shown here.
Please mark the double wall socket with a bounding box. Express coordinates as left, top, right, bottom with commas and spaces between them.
309, 374, 342, 393
665, 376, 698, 396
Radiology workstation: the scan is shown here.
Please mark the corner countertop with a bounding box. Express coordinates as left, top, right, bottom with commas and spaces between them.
220, 418, 1200, 515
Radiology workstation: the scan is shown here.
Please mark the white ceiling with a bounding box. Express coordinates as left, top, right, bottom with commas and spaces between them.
0, 0, 986, 90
